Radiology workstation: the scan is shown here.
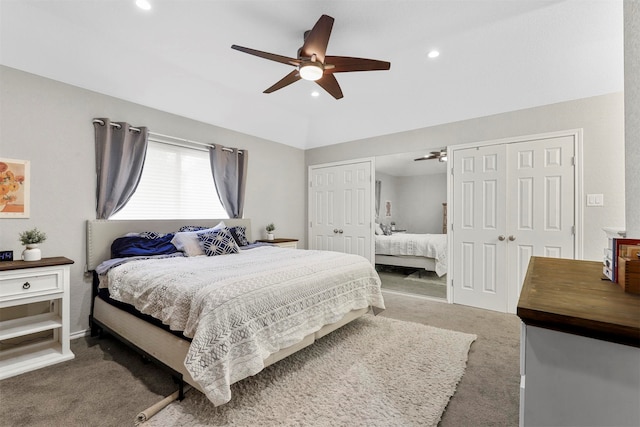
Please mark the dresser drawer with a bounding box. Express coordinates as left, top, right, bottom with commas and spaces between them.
0, 271, 62, 298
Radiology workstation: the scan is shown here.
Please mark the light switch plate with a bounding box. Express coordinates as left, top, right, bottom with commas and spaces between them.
586, 194, 604, 207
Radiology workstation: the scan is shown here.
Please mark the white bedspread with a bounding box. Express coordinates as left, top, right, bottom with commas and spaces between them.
104, 246, 385, 405
375, 233, 447, 276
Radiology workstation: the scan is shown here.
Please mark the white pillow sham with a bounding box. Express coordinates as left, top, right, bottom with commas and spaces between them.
171, 221, 226, 256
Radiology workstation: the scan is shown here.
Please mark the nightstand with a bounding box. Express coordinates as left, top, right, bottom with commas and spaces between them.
256, 238, 299, 249
0, 257, 75, 379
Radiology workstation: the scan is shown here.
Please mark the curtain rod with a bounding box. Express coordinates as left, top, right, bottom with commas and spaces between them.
92, 119, 242, 153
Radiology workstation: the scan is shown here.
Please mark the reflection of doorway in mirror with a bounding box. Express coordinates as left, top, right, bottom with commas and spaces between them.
385, 200, 392, 217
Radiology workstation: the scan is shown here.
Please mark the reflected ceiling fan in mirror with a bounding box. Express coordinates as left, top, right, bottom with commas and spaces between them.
231, 14, 390, 99
414, 149, 448, 162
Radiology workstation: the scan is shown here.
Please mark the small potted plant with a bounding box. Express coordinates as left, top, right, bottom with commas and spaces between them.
19, 227, 47, 261
265, 223, 275, 240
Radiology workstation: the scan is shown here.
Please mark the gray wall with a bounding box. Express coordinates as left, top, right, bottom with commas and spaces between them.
307, 92, 626, 262
0, 66, 306, 334
395, 174, 447, 234
625, 0, 639, 238
376, 172, 446, 234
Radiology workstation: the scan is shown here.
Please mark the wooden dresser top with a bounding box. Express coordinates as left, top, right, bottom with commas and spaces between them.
517, 257, 640, 348
0, 257, 74, 272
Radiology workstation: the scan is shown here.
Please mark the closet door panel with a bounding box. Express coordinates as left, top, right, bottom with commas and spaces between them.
452, 145, 508, 312
309, 160, 373, 261
506, 135, 575, 311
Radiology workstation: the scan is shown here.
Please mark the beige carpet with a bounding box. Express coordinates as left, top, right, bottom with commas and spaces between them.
378, 270, 447, 299
141, 314, 476, 427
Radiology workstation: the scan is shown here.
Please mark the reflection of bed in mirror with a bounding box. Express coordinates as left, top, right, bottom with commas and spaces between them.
374, 233, 447, 277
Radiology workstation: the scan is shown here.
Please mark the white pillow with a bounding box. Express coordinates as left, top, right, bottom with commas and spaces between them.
375, 223, 384, 235
171, 221, 226, 256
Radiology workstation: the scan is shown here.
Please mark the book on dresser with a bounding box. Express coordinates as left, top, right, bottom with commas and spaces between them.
604, 237, 640, 283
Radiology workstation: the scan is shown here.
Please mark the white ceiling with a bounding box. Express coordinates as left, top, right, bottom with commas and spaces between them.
0, 0, 623, 150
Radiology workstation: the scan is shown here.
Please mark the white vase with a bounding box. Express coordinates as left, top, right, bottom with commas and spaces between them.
22, 244, 41, 261
267, 233, 274, 241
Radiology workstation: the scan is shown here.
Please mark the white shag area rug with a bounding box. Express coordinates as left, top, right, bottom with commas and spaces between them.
141, 315, 476, 427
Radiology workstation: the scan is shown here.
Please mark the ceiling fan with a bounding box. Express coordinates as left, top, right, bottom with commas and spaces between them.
231, 14, 390, 99
414, 149, 448, 162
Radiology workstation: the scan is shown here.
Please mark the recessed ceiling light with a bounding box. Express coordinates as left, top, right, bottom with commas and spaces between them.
427, 50, 440, 59
136, 0, 151, 10
311, 91, 320, 97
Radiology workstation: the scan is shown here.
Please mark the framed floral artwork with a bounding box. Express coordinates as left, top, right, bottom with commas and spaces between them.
0, 158, 30, 218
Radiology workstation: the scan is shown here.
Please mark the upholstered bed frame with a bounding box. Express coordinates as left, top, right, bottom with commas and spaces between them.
86, 219, 368, 399
375, 254, 436, 271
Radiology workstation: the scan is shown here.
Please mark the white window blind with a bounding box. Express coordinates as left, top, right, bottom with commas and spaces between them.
111, 141, 228, 220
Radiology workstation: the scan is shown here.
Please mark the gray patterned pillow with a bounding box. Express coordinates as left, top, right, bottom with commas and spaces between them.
229, 226, 249, 246
139, 231, 169, 239
198, 228, 240, 256
381, 224, 393, 236
179, 225, 208, 232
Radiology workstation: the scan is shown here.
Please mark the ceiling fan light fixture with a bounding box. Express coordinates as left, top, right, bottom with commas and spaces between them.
299, 63, 323, 81
135, 0, 151, 10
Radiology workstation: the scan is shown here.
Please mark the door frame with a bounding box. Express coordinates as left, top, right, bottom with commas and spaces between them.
446, 129, 584, 306
308, 157, 376, 263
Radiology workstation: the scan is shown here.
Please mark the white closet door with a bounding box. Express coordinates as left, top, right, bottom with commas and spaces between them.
452, 145, 509, 312
309, 160, 373, 261
452, 134, 576, 313
506, 135, 575, 312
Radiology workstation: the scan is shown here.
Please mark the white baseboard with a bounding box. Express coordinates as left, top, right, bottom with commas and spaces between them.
70, 329, 90, 340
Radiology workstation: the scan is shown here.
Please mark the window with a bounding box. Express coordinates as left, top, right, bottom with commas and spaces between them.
111, 141, 228, 220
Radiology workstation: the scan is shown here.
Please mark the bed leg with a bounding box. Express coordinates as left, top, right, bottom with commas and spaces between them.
172, 375, 186, 400
89, 316, 103, 338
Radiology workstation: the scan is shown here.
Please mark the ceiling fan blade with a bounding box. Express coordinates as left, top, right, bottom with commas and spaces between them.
414, 155, 437, 161
414, 149, 447, 161
231, 45, 300, 66
300, 15, 334, 63
324, 56, 391, 73
315, 73, 343, 99
264, 70, 302, 93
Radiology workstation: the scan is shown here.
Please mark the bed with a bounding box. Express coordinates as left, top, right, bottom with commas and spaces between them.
374, 233, 447, 277
86, 219, 385, 406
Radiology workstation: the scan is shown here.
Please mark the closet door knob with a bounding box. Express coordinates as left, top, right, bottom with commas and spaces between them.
333, 229, 339, 234
498, 235, 506, 241
509, 235, 516, 241
339, 229, 344, 234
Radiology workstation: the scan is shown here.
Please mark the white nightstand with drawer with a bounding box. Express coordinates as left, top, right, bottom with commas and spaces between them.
256, 238, 299, 249
0, 257, 75, 379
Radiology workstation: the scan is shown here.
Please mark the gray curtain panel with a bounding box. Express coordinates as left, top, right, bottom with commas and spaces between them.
375, 180, 382, 220
94, 118, 148, 219
209, 145, 248, 218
